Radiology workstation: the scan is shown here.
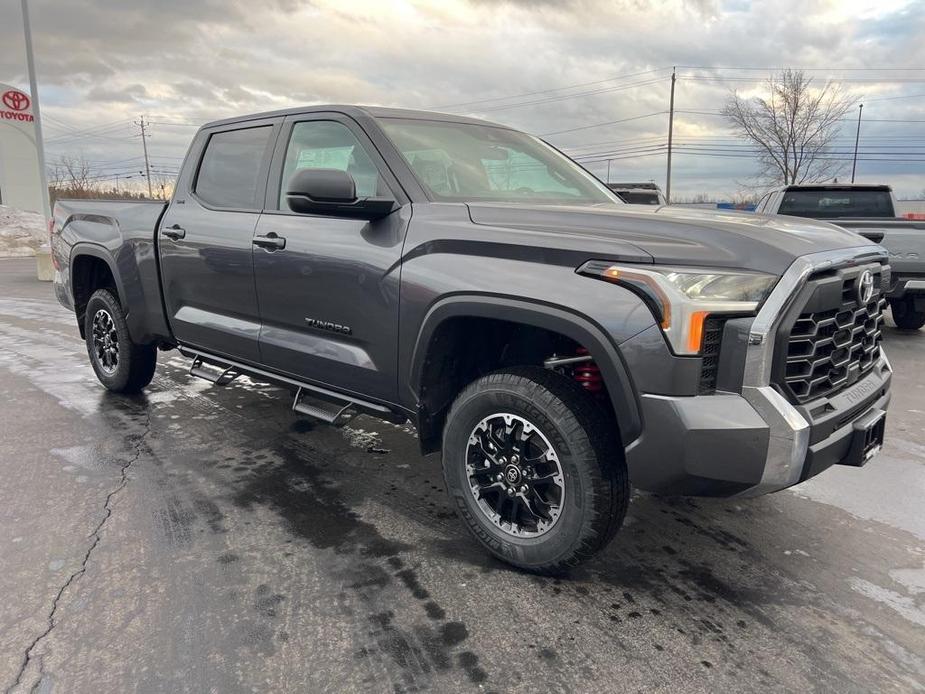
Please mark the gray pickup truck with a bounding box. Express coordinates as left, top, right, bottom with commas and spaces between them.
52, 106, 892, 572
756, 184, 925, 329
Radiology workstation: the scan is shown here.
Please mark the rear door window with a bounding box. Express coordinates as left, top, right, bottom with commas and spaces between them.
195, 126, 274, 210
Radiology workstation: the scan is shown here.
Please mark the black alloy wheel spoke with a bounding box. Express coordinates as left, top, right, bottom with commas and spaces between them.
465, 413, 565, 538
92, 309, 119, 374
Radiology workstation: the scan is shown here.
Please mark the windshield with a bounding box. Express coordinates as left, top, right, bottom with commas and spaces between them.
380, 118, 622, 206
777, 189, 895, 219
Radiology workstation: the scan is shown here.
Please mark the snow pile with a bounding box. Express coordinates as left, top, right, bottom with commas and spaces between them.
0, 205, 46, 257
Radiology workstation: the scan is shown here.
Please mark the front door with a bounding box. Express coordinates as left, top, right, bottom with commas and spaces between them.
158, 120, 278, 362
252, 115, 409, 402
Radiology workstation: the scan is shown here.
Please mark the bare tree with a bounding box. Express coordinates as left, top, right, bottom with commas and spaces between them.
151, 172, 176, 200
47, 155, 151, 203
722, 70, 855, 186
50, 156, 97, 195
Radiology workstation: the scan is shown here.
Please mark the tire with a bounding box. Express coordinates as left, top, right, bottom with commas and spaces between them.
890, 297, 925, 330
84, 288, 157, 393
442, 366, 628, 573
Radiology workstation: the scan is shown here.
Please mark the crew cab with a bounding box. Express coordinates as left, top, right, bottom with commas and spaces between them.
52, 106, 892, 572
757, 184, 925, 330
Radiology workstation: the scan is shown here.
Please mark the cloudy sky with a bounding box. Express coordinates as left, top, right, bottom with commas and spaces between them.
1, 0, 924, 199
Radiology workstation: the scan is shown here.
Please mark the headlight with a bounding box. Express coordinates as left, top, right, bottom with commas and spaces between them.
578, 261, 778, 355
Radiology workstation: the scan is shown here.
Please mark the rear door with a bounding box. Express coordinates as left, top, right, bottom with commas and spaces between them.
251, 114, 410, 402
158, 119, 279, 362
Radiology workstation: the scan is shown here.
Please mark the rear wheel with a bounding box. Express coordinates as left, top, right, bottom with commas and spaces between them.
442, 366, 628, 573
84, 289, 157, 392
890, 297, 925, 330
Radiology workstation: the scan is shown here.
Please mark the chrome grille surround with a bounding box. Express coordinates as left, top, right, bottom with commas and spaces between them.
738, 245, 890, 496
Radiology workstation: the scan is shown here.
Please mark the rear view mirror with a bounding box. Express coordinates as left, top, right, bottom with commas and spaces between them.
286, 169, 396, 221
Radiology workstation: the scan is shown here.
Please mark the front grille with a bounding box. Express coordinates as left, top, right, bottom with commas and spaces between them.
698, 317, 726, 394
783, 275, 885, 403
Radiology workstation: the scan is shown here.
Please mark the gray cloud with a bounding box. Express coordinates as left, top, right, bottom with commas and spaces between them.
1, 0, 922, 198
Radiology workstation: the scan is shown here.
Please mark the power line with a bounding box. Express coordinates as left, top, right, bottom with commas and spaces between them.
679, 75, 925, 83
147, 120, 201, 127
540, 111, 668, 137
864, 92, 925, 102
675, 65, 925, 72
431, 67, 669, 110
468, 78, 667, 113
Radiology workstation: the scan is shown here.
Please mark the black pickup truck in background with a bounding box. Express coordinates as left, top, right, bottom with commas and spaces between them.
605, 182, 667, 206
757, 184, 925, 329
52, 106, 892, 572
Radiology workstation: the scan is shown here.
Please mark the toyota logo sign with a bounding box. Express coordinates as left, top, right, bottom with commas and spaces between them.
2, 90, 30, 112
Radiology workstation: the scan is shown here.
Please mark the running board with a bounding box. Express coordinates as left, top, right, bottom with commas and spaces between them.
189, 356, 241, 386
292, 387, 355, 426
178, 347, 404, 425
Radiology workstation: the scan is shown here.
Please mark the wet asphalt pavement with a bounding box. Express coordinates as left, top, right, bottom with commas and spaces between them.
0, 257, 923, 693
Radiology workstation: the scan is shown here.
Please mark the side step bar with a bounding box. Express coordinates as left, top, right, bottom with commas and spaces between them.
189, 356, 241, 386
292, 387, 355, 426
180, 347, 404, 426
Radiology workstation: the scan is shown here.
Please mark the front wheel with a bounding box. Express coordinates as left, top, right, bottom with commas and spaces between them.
84, 288, 157, 393
442, 366, 628, 573
890, 297, 925, 330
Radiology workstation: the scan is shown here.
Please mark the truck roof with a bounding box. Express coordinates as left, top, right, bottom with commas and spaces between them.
201, 104, 513, 131
775, 184, 892, 192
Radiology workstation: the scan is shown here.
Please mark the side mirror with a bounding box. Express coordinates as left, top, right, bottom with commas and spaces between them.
286, 169, 396, 221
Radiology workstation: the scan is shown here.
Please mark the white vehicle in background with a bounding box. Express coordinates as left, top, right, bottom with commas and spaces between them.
757, 184, 925, 330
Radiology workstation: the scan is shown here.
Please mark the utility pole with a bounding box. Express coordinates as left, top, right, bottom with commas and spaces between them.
606, 159, 612, 184
21, 0, 51, 221
851, 103, 863, 183
135, 115, 153, 197
665, 67, 676, 205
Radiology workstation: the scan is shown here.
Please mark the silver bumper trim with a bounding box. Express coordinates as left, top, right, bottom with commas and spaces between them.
739, 245, 890, 495
904, 280, 925, 290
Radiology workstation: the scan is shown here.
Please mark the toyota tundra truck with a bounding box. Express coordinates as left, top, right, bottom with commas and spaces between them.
756, 184, 925, 329
51, 106, 892, 572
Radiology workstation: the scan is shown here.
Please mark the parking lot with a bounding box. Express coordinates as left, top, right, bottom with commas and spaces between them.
0, 256, 922, 693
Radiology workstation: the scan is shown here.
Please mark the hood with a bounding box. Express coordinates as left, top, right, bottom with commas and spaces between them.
467, 203, 875, 275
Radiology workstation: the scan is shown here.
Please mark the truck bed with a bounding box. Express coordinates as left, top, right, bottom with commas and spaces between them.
51, 198, 170, 345
825, 218, 925, 279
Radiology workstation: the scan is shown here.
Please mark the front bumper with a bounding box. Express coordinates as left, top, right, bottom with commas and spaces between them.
625, 354, 891, 496
624, 246, 893, 497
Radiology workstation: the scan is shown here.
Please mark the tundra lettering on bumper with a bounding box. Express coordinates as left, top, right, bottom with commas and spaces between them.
626, 247, 892, 496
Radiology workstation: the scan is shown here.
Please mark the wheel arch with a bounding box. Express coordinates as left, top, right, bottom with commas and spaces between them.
69, 244, 128, 339
408, 294, 642, 453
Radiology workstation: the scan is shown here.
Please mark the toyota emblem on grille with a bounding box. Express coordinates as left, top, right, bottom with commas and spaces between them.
856, 270, 875, 305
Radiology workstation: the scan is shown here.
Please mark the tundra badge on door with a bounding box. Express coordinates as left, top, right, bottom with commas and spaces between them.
305, 317, 352, 335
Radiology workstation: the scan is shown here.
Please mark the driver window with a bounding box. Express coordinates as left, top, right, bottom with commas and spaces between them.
280, 120, 383, 208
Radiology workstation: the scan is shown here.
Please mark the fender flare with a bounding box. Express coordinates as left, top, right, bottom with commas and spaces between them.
69, 243, 129, 331
408, 294, 643, 446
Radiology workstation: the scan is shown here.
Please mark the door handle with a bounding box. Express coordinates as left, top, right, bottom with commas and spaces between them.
252, 233, 286, 250
161, 224, 186, 240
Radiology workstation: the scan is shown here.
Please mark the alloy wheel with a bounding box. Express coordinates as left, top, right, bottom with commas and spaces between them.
465, 413, 565, 537
91, 309, 119, 374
